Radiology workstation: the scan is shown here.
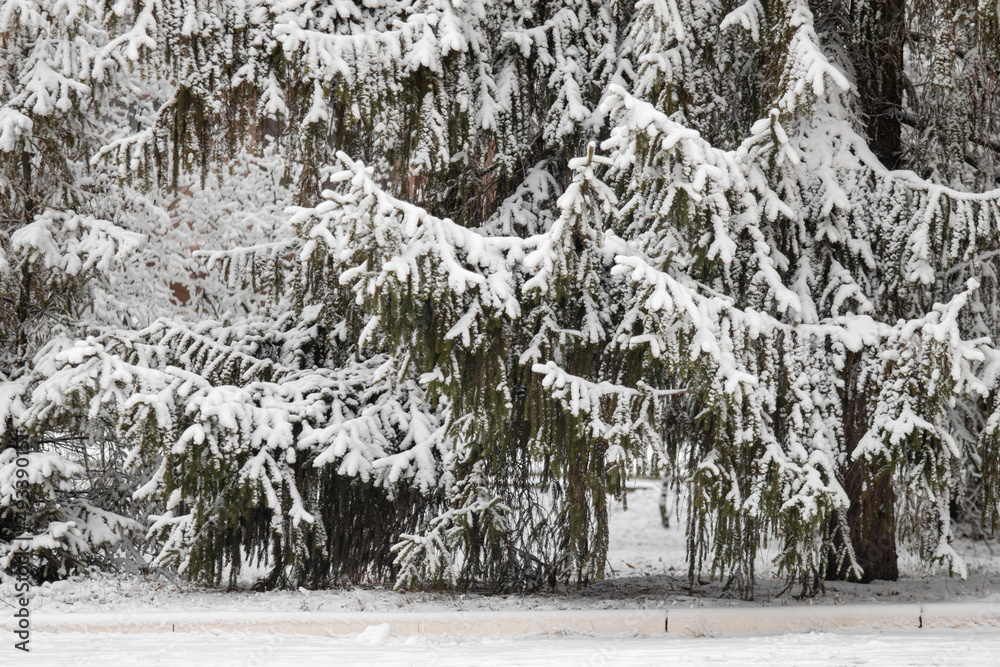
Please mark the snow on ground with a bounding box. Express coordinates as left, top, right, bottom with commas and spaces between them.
4, 480, 1000, 665
15, 628, 1000, 666
6, 480, 997, 616
604, 480, 1000, 607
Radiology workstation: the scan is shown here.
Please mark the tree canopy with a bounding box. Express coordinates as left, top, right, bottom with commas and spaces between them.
2, 0, 1000, 598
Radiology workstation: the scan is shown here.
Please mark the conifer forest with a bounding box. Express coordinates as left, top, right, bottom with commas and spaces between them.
2, 0, 1000, 603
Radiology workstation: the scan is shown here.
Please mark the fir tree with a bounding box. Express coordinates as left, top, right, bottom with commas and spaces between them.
0, 0, 162, 577
6, 0, 1000, 601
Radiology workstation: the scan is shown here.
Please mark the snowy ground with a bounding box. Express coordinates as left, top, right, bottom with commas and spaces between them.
15, 628, 1000, 666
4, 480, 1000, 663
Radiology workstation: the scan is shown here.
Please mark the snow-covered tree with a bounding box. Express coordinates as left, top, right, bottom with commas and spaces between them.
7, 0, 1000, 600
597, 0, 1000, 594
0, 0, 166, 577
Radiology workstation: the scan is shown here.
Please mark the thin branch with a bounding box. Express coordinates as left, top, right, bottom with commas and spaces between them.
894, 108, 1000, 155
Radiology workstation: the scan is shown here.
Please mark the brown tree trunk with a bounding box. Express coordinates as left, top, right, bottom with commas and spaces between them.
820, 0, 907, 584
853, 0, 907, 169
826, 351, 899, 582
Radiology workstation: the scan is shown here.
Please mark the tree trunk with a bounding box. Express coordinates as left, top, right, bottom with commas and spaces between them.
820, 0, 907, 584
826, 351, 899, 582
853, 0, 907, 169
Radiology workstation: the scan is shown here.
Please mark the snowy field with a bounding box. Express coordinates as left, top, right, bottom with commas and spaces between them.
5, 481, 1000, 664
14, 628, 1000, 666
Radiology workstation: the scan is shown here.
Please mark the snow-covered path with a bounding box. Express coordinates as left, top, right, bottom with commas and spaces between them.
18, 628, 1000, 666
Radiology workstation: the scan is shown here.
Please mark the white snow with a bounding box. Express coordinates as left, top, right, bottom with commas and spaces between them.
13, 629, 1000, 666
